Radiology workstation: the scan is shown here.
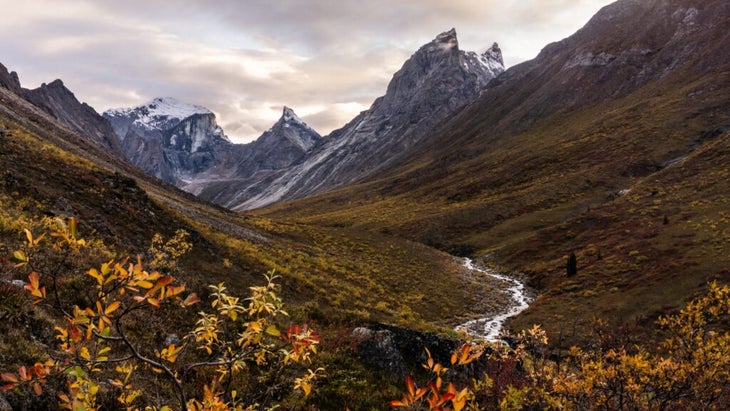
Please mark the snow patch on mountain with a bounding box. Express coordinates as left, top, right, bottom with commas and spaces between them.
106, 97, 213, 131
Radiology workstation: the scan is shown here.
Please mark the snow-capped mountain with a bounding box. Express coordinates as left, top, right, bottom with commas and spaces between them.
103, 100, 321, 191
103, 97, 232, 185
105, 97, 224, 139
209, 29, 504, 210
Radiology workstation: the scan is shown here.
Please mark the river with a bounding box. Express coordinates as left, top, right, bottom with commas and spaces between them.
456, 258, 531, 342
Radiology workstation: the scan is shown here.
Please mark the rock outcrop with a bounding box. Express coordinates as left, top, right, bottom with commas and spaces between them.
351, 323, 458, 378
0, 62, 22, 95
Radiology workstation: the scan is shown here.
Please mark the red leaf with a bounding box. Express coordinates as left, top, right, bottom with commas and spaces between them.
33, 382, 43, 395
181, 293, 201, 307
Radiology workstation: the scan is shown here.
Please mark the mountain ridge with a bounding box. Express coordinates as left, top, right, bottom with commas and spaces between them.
0, 67, 124, 154
210, 28, 505, 209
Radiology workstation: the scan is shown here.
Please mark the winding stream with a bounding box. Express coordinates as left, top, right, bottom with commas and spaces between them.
456, 258, 532, 342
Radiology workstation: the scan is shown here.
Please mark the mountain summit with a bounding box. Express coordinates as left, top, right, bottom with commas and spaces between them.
103, 98, 231, 184
207, 29, 505, 210
269, 106, 320, 152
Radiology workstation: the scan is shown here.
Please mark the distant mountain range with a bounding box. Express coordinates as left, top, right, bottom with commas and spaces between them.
2, 28, 504, 211
94, 29, 504, 210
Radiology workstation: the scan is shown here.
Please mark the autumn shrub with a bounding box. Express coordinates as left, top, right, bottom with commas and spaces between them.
1, 217, 322, 410
391, 284, 730, 410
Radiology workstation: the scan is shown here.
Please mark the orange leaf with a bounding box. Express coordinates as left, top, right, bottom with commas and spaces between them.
96, 301, 104, 316
104, 301, 121, 315
0, 373, 18, 383
147, 298, 160, 308
157, 276, 174, 287
68, 324, 82, 342
27, 272, 40, 289
18, 366, 28, 381
389, 399, 407, 407
167, 284, 185, 297
405, 376, 415, 398
33, 382, 43, 395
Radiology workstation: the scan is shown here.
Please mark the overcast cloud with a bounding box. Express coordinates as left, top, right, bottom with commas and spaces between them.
0, 0, 614, 142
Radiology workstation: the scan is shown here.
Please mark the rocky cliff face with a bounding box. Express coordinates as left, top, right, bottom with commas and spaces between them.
182, 107, 321, 200
204, 29, 504, 210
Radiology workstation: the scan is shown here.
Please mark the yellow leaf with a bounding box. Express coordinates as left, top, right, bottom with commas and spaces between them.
265, 324, 281, 337
136, 280, 154, 289
87, 268, 103, 285
13, 250, 27, 262
104, 301, 121, 315
69, 217, 77, 238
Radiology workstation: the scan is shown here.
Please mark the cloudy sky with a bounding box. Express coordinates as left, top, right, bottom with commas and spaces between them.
1, 0, 614, 143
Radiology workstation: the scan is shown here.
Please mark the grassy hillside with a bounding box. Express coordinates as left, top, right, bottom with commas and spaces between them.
257, 1, 730, 344
0, 86, 489, 408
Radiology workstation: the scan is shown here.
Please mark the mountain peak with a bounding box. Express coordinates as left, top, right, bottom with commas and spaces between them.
0, 62, 23, 94
269, 106, 320, 150
484, 42, 504, 67
431, 28, 459, 50
45, 79, 65, 89
282, 106, 300, 123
